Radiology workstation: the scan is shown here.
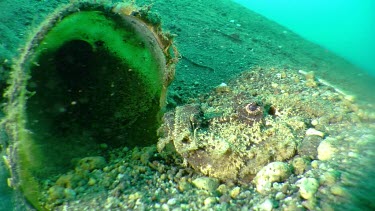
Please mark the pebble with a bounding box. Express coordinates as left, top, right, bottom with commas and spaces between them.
311, 119, 319, 126
100, 143, 108, 149
161, 203, 170, 211
48, 185, 65, 201
306, 128, 324, 137
271, 82, 278, 88
167, 198, 177, 205
291, 157, 309, 175
204, 197, 217, 206
77, 156, 106, 171
275, 192, 285, 200
304, 71, 315, 80
298, 135, 322, 159
217, 184, 228, 195
192, 177, 219, 192
330, 185, 346, 196
319, 171, 339, 186
317, 140, 337, 160
296, 178, 319, 200
88, 178, 96, 186
259, 199, 275, 211
302, 198, 317, 210
178, 180, 192, 192
128, 192, 142, 201
311, 160, 319, 169
215, 82, 230, 93
230, 186, 241, 199
64, 188, 76, 200
254, 162, 291, 194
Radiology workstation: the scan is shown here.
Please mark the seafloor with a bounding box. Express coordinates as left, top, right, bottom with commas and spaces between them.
0, 0, 375, 210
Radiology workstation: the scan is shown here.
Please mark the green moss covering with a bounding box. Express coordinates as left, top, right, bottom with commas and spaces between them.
31, 11, 163, 95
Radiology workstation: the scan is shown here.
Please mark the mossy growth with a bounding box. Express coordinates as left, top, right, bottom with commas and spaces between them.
3, 3, 176, 210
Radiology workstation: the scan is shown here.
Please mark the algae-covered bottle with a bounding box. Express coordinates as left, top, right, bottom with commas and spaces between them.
1, 2, 177, 210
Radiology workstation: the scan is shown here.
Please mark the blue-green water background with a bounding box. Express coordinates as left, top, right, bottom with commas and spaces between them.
235, 0, 375, 76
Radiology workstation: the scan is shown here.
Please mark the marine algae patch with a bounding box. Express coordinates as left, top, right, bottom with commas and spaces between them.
2, 2, 177, 210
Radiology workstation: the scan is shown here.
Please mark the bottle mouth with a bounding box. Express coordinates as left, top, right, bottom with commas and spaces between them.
3, 3, 177, 209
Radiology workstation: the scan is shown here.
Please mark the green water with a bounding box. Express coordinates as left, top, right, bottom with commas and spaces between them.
235, 0, 375, 76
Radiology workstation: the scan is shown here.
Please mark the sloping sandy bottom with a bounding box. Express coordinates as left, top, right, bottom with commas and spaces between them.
39, 66, 373, 211
0, 0, 374, 210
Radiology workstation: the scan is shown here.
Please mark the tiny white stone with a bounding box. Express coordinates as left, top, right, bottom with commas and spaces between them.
154, 203, 161, 208
306, 128, 324, 137
167, 198, 177, 205
230, 186, 241, 198
161, 203, 170, 211
218, 82, 228, 87
204, 197, 216, 206
311, 119, 319, 126
254, 162, 291, 194
259, 199, 274, 211
192, 177, 219, 192
318, 140, 337, 161
275, 192, 285, 200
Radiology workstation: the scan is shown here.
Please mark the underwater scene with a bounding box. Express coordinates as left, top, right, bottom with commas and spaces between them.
0, 0, 374, 210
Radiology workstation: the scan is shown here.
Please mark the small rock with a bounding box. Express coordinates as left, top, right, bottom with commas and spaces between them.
88, 177, 96, 186
344, 95, 356, 102
161, 203, 170, 211
330, 185, 346, 196
311, 119, 319, 126
298, 135, 322, 159
56, 173, 82, 189
192, 177, 219, 192
77, 156, 106, 171
296, 178, 319, 200
302, 198, 318, 210
167, 198, 177, 205
320, 171, 339, 186
304, 71, 315, 80
128, 192, 142, 201
178, 180, 192, 192
254, 162, 291, 194
317, 139, 337, 160
230, 186, 241, 199
283, 197, 304, 211
311, 160, 319, 169
275, 192, 285, 200
219, 194, 231, 204
291, 157, 309, 175
217, 184, 228, 195
280, 71, 287, 78
154, 203, 161, 209
64, 188, 76, 200
48, 185, 65, 201
306, 128, 324, 137
280, 183, 289, 194
271, 82, 278, 88
204, 197, 217, 206
306, 79, 317, 88
259, 199, 275, 211
100, 143, 108, 149
215, 83, 230, 93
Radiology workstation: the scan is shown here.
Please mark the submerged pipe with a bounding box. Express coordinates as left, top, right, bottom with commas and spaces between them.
1, 2, 177, 209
